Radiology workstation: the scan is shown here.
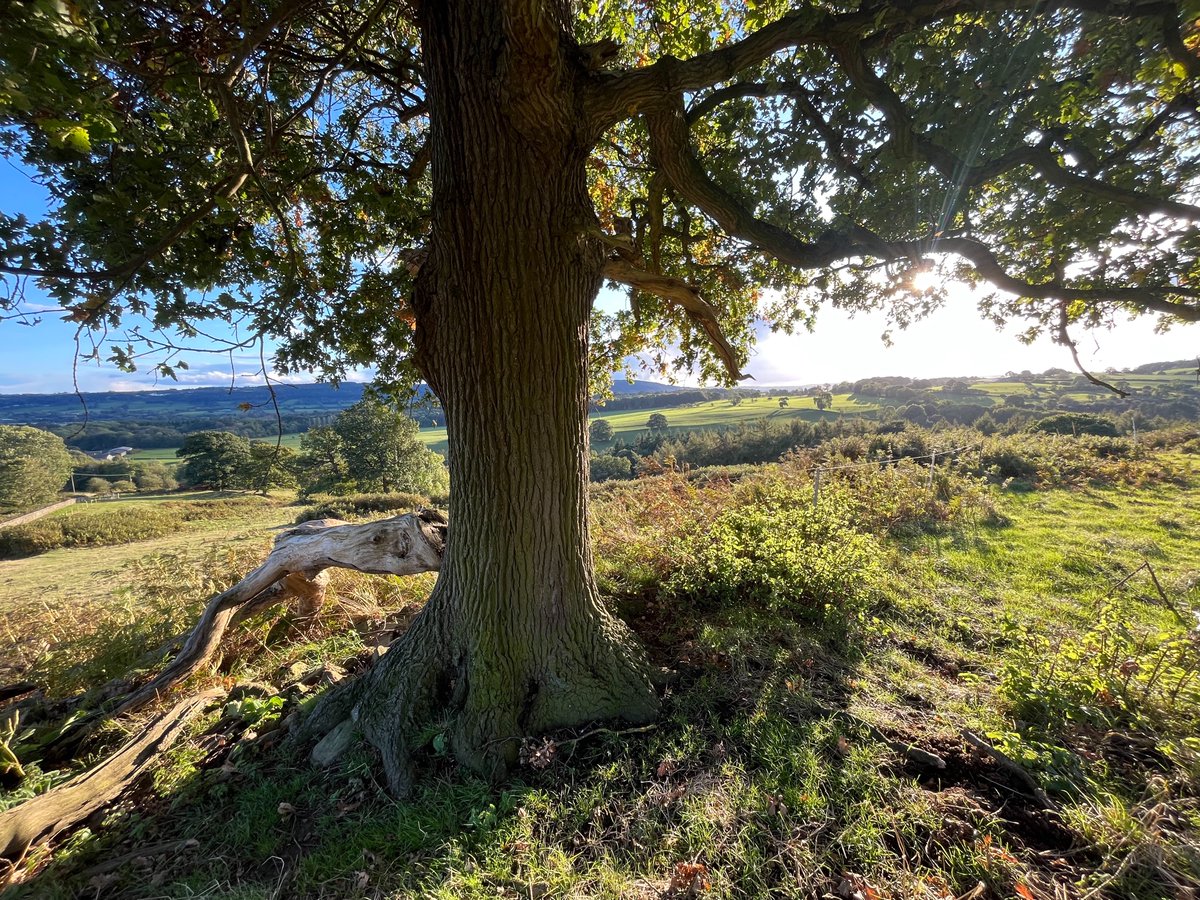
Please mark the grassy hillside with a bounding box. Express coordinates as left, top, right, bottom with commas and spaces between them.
1, 433, 1197, 898
128, 394, 877, 462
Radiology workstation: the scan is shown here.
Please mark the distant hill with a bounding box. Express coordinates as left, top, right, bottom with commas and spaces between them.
0, 378, 685, 437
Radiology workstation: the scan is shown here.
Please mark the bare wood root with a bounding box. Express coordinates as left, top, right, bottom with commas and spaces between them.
961, 729, 1055, 810
47, 512, 446, 755
0, 690, 223, 879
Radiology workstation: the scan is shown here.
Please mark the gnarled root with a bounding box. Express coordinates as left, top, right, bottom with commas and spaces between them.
46, 512, 447, 757
298, 583, 659, 795
0, 690, 223, 879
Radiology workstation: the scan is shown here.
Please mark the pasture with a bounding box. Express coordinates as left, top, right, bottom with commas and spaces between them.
1, 434, 1198, 898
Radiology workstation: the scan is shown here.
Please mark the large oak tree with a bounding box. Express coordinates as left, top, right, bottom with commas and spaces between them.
2, 0, 1198, 790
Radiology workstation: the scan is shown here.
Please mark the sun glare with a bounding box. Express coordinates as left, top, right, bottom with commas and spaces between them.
909, 268, 940, 292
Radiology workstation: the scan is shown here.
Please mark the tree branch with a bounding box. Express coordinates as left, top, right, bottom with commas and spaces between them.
645, 83, 1200, 324
1055, 301, 1131, 396
686, 81, 870, 188
833, 40, 1200, 222
645, 98, 857, 269
584, 0, 1188, 132
602, 257, 747, 380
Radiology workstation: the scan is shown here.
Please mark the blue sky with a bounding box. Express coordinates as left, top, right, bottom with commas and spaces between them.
2, 156, 1197, 394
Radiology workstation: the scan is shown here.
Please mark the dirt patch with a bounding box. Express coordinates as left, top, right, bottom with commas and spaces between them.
905, 734, 1083, 858
896, 639, 967, 678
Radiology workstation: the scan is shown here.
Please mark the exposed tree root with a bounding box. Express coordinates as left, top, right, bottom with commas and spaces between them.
298, 582, 660, 795
42, 512, 446, 757
0, 690, 223, 881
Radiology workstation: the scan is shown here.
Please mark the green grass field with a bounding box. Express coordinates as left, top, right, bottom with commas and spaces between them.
128, 393, 879, 461
2, 440, 1197, 898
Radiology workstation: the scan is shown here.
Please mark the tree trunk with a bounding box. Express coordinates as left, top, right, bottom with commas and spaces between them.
303, 0, 657, 793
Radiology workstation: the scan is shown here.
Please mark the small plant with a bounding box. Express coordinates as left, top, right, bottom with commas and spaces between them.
664, 485, 881, 631
1000, 599, 1200, 736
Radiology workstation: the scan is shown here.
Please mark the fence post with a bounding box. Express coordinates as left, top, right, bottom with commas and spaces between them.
927, 449, 937, 491
812, 467, 822, 508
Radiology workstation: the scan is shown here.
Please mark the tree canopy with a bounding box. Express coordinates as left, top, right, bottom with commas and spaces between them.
1, 0, 1197, 388
327, 398, 448, 496
175, 431, 252, 491
0, 425, 73, 510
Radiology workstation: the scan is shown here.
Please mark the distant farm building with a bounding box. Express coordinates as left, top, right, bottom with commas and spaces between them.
86, 446, 134, 461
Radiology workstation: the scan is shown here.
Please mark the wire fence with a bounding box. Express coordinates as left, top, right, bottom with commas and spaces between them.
809, 444, 980, 506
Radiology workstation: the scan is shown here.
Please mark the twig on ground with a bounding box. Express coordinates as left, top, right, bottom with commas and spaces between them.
961, 729, 1055, 811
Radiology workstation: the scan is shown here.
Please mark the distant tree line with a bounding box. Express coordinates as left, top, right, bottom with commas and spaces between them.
587, 403, 1197, 481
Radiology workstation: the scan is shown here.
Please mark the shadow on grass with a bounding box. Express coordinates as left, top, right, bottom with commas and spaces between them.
7, 598, 895, 900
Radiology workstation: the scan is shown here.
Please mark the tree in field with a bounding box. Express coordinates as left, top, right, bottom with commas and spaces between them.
2, 0, 1199, 790
0, 426, 74, 510
814, 391, 835, 411
647, 413, 670, 432
175, 432, 252, 491
132, 461, 179, 493
589, 419, 615, 443
298, 425, 349, 496
331, 399, 448, 496
245, 442, 300, 494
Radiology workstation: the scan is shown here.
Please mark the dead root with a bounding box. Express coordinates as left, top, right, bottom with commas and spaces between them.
0, 690, 223, 880
40, 512, 446, 757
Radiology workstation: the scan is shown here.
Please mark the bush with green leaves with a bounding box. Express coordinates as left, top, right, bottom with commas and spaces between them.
999, 599, 1200, 737
294, 492, 434, 524
664, 485, 881, 630
589, 452, 633, 482
1031, 412, 1120, 437
0, 425, 74, 511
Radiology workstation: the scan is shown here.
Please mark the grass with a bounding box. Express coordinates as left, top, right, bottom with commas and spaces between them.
2, 444, 1198, 898
130, 435, 308, 462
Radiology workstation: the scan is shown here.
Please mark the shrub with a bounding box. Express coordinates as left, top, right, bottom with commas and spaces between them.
294, 492, 432, 523
1031, 412, 1120, 437
1000, 599, 1200, 736
0, 499, 261, 559
663, 485, 881, 630
589, 453, 633, 481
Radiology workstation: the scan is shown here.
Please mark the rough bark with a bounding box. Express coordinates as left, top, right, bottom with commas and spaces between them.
301, 1, 658, 791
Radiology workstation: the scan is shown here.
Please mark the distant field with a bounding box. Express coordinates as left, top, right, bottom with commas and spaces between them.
130, 433, 308, 462
116, 368, 1200, 462
124, 394, 877, 460
589, 393, 871, 447
0, 492, 294, 612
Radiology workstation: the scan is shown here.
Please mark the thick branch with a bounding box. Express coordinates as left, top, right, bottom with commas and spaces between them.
833, 41, 1200, 222
584, 0, 1186, 131
645, 89, 1200, 322
882, 233, 1200, 320
645, 98, 857, 268
602, 257, 746, 380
